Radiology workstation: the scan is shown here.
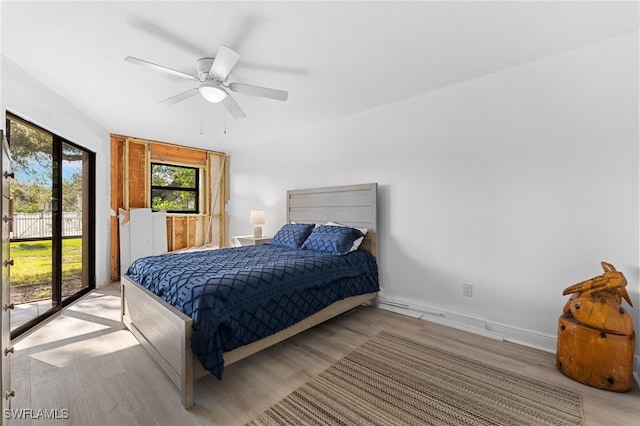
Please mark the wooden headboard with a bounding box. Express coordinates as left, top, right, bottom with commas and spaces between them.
286, 183, 378, 257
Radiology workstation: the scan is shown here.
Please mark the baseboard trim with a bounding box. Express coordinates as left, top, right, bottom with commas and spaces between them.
379, 296, 554, 353
486, 323, 557, 353
378, 296, 504, 342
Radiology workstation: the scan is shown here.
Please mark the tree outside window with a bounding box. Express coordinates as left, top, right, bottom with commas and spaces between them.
150, 163, 199, 213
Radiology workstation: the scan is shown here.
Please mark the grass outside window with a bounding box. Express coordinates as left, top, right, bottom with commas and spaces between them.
10, 238, 82, 287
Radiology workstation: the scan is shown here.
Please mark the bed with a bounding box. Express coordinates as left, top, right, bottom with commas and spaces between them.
121, 183, 379, 409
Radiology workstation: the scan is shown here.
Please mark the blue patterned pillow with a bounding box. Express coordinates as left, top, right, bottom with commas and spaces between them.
269, 223, 315, 249
301, 225, 365, 255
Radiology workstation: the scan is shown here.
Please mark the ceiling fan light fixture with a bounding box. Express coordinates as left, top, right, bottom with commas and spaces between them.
199, 83, 227, 103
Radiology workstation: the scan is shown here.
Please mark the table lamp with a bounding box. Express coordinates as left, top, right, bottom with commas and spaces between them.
250, 209, 265, 238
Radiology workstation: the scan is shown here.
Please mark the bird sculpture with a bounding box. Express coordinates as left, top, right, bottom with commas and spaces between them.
561, 261, 633, 335
556, 262, 635, 392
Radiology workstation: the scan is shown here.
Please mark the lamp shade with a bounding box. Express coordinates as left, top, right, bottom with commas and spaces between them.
199, 83, 227, 103
249, 209, 265, 225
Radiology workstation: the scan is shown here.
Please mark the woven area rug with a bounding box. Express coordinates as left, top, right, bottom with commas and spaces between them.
247, 331, 584, 426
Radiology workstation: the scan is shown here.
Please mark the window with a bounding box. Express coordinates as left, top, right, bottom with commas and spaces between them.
150, 163, 200, 213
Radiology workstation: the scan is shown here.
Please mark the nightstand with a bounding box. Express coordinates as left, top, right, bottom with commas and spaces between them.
234, 236, 272, 246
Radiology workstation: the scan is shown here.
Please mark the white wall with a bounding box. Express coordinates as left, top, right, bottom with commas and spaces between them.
228, 32, 639, 357
1, 56, 112, 287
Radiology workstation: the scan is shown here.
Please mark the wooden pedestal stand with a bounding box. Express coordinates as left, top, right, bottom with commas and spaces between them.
557, 314, 635, 392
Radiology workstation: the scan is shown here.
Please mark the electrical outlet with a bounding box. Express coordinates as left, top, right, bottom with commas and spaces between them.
463, 283, 473, 297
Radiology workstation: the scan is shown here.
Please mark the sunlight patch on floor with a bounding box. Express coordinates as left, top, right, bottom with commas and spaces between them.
28, 329, 138, 368
14, 314, 110, 351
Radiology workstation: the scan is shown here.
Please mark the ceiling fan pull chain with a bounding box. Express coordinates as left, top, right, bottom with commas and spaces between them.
224, 110, 227, 135
200, 98, 204, 135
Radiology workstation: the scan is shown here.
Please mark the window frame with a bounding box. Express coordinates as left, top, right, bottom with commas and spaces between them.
150, 162, 200, 214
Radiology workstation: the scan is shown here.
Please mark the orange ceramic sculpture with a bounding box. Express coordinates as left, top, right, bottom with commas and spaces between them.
556, 262, 635, 392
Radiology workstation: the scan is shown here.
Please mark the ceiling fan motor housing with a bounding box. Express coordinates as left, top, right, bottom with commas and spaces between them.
196, 57, 215, 82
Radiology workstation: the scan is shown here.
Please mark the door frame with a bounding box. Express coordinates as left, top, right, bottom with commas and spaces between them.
6, 112, 96, 339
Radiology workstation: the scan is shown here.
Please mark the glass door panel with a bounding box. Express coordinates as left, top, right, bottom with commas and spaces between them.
61, 142, 88, 298
7, 118, 54, 331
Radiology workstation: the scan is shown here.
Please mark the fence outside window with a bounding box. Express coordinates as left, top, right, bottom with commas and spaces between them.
11, 212, 82, 239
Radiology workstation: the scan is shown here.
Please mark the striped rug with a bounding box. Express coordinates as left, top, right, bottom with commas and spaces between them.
247, 331, 584, 425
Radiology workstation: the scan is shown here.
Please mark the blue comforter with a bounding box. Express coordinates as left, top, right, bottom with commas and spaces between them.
125, 244, 379, 378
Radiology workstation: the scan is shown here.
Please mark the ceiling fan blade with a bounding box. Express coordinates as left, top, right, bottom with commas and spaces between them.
228, 83, 288, 101
124, 56, 198, 81
209, 46, 240, 81
159, 88, 199, 104
222, 94, 247, 119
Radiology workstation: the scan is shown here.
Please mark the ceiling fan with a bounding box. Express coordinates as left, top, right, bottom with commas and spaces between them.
124, 46, 288, 119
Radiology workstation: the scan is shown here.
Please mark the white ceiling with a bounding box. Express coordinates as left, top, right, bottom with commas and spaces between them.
1, 1, 637, 153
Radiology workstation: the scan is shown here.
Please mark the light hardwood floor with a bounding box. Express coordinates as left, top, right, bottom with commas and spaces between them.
8, 283, 639, 425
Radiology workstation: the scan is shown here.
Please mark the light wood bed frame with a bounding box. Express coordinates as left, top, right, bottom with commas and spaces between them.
121, 183, 378, 409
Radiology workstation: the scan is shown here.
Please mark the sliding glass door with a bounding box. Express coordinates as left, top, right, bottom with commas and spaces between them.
6, 113, 95, 337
